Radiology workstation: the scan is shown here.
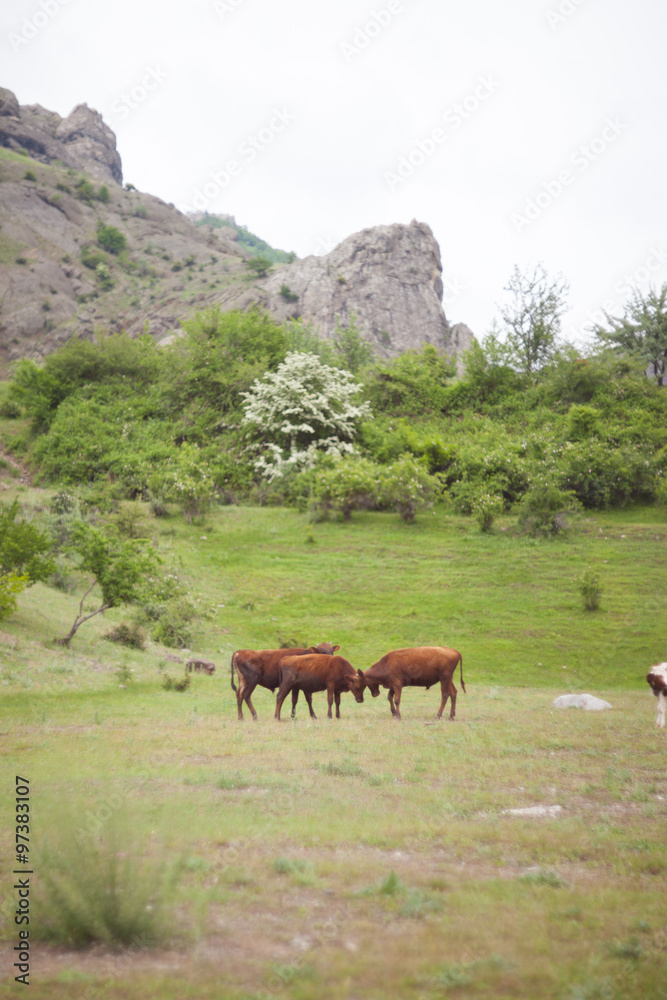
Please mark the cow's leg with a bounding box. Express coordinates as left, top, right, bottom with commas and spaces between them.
436, 679, 450, 720
393, 683, 403, 720
275, 680, 294, 720
304, 691, 317, 719
657, 691, 666, 728
290, 688, 301, 719
334, 691, 341, 719
236, 676, 246, 721
327, 686, 334, 719
447, 681, 457, 721
387, 688, 398, 718
243, 682, 259, 721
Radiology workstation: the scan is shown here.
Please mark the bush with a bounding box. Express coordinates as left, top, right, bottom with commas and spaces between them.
577, 567, 603, 611
150, 596, 198, 648
311, 456, 382, 520
36, 810, 178, 946
517, 482, 581, 536
103, 621, 146, 648
0, 399, 21, 419
241, 351, 371, 480
471, 492, 504, 533
0, 571, 29, 622
162, 673, 190, 692
381, 454, 437, 522
96, 223, 126, 255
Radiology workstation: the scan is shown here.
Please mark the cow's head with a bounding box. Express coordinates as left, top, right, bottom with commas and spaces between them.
362, 672, 381, 698
348, 668, 366, 703
310, 643, 340, 655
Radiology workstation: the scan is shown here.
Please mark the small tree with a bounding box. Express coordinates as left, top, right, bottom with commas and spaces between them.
500, 264, 569, 375
312, 456, 381, 520
241, 352, 371, 480
381, 454, 436, 522
0, 499, 55, 583
331, 313, 375, 374
96, 223, 126, 255
56, 523, 159, 646
592, 283, 667, 385
154, 444, 216, 522
245, 256, 272, 278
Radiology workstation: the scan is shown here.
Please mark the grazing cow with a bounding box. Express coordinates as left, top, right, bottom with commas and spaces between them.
274, 653, 365, 720
186, 658, 216, 675
646, 663, 667, 728
231, 643, 340, 721
362, 646, 465, 721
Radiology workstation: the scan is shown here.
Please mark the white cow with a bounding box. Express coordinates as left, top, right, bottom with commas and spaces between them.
646, 663, 667, 728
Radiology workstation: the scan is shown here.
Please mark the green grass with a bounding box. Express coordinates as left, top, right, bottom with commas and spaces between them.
0, 497, 665, 998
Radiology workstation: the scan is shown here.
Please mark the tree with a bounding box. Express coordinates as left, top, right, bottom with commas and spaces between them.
500, 264, 569, 375
592, 283, 667, 385
241, 352, 371, 480
245, 256, 272, 278
56, 523, 159, 646
96, 223, 126, 255
330, 313, 375, 374
0, 499, 55, 583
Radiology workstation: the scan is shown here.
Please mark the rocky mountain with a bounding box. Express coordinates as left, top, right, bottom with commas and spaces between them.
0, 88, 473, 365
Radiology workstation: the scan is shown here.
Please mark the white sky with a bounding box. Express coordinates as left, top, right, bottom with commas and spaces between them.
2, 0, 666, 346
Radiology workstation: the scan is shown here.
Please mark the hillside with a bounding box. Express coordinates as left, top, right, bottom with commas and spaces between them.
0, 88, 470, 365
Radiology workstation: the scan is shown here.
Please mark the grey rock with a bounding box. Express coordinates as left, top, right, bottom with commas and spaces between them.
0, 87, 19, 117
54, 103, 122, 185
218, 219, 472, 360
504, 805, 563, 817
552, 694, 612, 711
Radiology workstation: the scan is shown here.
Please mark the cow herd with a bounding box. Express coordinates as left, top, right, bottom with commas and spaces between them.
230, 644, 466, 721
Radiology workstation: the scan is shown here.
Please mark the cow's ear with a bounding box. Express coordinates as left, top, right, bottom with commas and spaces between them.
333, 645, 340, 652
357, 668, 364, 678
309, 646, 318, 653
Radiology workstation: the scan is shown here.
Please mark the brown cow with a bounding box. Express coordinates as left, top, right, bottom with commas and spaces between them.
274, 653, 365, 720
231, 643, 340, 721
362, 646, 465, 721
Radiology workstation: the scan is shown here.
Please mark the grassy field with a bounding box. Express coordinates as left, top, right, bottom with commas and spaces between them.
1, 493, 666, 999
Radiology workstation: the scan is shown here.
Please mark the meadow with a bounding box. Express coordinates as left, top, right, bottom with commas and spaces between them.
1, 495, 666, 999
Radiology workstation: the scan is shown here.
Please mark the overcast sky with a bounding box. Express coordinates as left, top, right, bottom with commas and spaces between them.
3, 0, 666, 346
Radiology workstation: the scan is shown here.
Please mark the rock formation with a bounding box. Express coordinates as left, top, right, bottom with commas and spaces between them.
217, 220, 468, 358
0, 89, 122, 185
0, 88, 474, 365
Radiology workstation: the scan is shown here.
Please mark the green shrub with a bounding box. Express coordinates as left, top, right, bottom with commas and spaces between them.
75, 179, 96, 202
96, 223, 126, 255
36, 810, 178, 946
0, 571, 29, 622
381, 454, 436, 522
517, 482, 581, 536
162, 673, 190, 691
311, 456, 381, 521
95, 261, 113, 290
103, 621, 146, 648
0, 399, 21, 419
81, 245, 108, 270
577, 567, 603, 612
564, 404, 600, 441
471, 491, 504, 532
280, 282, 298, 302
151, 596, 198, 648
23, 169, 36, 181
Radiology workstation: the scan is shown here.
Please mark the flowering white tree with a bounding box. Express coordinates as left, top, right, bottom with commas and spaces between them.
241, 352, 371, 479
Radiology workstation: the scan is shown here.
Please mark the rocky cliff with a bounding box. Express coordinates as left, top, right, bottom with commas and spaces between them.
0, 88, 473, 365
0, 87, 122, 184
216, 220, 464, 358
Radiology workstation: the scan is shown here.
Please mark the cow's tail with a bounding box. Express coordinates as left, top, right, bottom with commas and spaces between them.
459, 653, 466, 694
230, 651, 238, 693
